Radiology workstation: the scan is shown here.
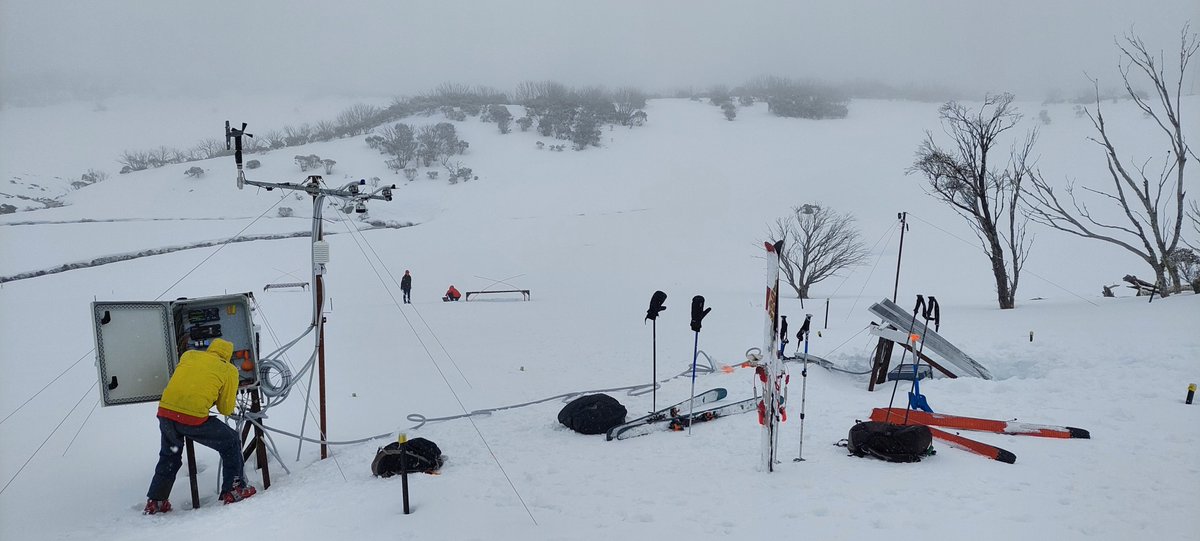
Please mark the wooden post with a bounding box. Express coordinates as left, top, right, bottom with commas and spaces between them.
185, 438, 200, 509
867, 338, 894, 391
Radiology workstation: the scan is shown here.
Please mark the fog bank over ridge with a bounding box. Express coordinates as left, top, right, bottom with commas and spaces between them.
2, 1, 1198, 104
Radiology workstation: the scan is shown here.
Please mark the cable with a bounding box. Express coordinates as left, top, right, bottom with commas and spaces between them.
829, 218, 900, 300
906, 213, 1099, 306
0, 350, 92, 427
404, 356, 717, 430
153, 191, 290, 301
0, 380, 97, 496
844, 224, 900, 322
62, 398, 101, 456
324, 195, 474, 389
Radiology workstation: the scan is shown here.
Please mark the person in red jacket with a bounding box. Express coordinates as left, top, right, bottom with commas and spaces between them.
443, 285, 461, 301
144, 338, 256, 514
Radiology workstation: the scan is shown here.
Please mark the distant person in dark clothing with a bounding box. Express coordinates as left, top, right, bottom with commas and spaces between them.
401, 270, 412, 304
443, 285, 461, 302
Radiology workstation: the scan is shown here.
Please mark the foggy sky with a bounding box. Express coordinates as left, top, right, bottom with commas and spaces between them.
2, 0, 1197, 103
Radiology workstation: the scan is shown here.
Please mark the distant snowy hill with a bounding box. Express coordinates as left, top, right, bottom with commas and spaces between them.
0, 95, 1196, 541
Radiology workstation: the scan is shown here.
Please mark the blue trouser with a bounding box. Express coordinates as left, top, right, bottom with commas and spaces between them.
147, 416, 244, 501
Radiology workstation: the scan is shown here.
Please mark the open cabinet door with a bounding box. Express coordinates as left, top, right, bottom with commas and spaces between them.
92, 301, 177, 406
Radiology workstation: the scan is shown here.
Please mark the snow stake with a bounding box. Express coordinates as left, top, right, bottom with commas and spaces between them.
398, 433, 411, 515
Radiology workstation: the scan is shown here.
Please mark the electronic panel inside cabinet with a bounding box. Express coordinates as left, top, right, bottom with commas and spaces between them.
170, 294, 259, 387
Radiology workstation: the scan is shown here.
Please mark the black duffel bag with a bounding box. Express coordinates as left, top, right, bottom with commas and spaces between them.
558, 394, 627, 435
847, 421, 932, 463
371, 437, 445, 477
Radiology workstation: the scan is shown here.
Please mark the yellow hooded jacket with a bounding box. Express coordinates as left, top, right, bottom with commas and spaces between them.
158, 338, 239, 424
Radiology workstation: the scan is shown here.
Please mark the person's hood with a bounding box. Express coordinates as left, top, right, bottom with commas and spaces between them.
207, 338, 234, 362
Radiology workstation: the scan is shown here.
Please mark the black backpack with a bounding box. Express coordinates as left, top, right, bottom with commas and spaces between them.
371, 437, 445, 477
558, 394, 627, 435
847, 421, 932, 463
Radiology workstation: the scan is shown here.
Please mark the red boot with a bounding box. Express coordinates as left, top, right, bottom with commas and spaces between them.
220, 479, 256, 504
143, 499, 172, 515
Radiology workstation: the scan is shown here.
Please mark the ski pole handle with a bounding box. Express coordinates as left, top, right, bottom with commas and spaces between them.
691, 296, 705, 333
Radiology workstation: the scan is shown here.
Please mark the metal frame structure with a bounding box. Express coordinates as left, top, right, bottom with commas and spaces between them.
226, 121, 396, 459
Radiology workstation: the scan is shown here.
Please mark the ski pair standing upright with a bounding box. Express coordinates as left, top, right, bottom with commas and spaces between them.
756, 240, 789, 472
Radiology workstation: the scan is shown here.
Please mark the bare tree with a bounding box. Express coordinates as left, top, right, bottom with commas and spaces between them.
911, 93, 1035, 309
1025, 27, 1197, 296
768, 204, 870, 299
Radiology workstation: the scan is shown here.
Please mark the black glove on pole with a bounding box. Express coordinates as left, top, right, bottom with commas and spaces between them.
646, 291, 667, 322
687, 295, 710, 435
689, 295, 710, 332
645, 291, 667, 412
779, 315, 789, 358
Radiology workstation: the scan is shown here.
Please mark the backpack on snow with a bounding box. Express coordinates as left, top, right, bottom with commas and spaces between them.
847, 421, 932, 463
371, 437, 445, 477
557, 394, 627, 435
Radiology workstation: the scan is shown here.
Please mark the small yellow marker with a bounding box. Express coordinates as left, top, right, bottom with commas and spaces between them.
1187, 383, 1196, 405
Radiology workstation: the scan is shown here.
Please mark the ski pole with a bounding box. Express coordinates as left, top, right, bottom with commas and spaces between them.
904, 296, 938, 422
794, 314, 812, 462
885, 295, 925, 424
646, 291, 667, 413
687, 295, 710, 436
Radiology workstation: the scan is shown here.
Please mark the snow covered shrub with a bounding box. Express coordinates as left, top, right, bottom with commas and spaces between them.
246, 160, 260, 169
185, 166, 205, 178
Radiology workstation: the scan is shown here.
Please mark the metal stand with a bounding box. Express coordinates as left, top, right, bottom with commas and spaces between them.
225, 121, 395, 462
239, 387, 272, 490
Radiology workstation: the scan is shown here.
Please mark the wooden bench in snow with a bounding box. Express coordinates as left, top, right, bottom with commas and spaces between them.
264, 282, 309, 291
464, 289, 530, 301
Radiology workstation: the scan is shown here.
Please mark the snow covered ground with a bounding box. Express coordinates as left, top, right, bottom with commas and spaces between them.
0, 95, 1197, 541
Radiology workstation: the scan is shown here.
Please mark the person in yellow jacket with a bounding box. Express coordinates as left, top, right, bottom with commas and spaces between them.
144, 338, 256, 514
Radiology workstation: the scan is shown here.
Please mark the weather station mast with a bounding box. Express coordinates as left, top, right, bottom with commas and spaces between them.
225, 121, 395, 458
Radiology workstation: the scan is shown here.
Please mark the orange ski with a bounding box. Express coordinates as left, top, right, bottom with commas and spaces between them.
871, 408, 1090, 439
925, 426, 1016, 464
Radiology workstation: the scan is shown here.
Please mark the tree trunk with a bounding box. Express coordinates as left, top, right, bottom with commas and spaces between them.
984, 230, 1015, 309
1152, 262, 1171, 298
1167, 264, 1182, 294
798, 283, 810, 300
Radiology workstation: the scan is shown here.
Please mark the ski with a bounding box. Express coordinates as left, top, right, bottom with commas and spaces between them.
667, 397, 758, 431
605, 388, 727, 441
871, 408, 1090, 439
926, 426, 1017, 464
611, 397, 757, 440
756, 240, 787, 472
